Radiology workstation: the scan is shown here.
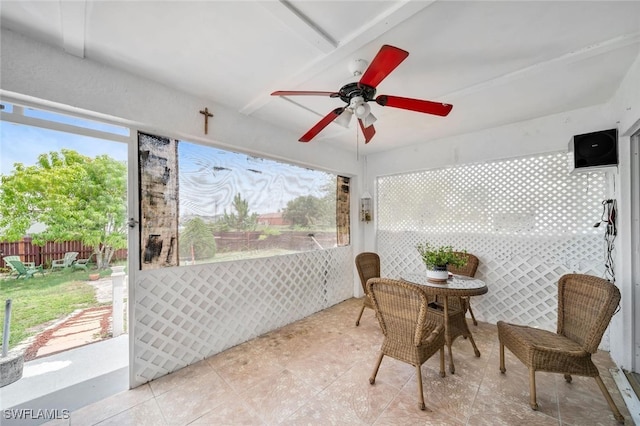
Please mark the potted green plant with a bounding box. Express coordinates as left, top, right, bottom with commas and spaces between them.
416, 242, 467, 282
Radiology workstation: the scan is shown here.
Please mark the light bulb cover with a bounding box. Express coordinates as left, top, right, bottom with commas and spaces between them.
362, 111, 376, 128
335, 109, 353, 128
354, 102, 370, 119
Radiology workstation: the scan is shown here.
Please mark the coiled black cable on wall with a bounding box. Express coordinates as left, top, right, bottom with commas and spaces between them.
594, 199, 617, 283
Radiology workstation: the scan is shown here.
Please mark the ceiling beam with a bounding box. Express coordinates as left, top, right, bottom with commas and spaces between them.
241, 0, 437, 115
442, 32, 640, 102
59, 0, 87, 58
261, 0, 337, 54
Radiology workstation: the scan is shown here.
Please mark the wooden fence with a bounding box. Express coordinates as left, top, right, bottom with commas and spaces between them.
214, 231, 337, 252
2, 231, 331, 269
0, 237, 127, 269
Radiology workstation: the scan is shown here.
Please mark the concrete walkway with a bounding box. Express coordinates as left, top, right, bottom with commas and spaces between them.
25, 306, 112, 360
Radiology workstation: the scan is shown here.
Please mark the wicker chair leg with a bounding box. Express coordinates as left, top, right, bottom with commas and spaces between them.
594, 375, 625, 424
499, 342, 506, 373
467, 333, 481, 357
369, 352, 384, 385
439, 348, 446, 378
529, 369, 539, 410
355, 304, 366, 326
416, 364, 426, 410
447, 343, 455, 374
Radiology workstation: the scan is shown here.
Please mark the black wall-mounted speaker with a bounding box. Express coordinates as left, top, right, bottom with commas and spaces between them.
572, 128, 618, 169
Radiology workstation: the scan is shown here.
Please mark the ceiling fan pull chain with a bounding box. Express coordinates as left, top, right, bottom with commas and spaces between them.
356, 123, 360, 161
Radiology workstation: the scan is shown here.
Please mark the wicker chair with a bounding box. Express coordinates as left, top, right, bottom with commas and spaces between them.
367, 278, 446, 410
498, 274, 624, 423
447, 252, 480, 325
354, 252, 380, 326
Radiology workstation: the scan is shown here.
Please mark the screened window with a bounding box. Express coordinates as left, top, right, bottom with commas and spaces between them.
138, 132, 349, 269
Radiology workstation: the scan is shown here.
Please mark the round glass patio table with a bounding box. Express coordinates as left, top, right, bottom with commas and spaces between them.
402, 272, 487, 295
401, 273, 488, 374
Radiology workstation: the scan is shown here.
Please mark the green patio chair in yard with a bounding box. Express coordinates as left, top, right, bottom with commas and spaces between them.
51, 251, 79, 271
8, 259, 45, 279
73, 253, 96, 271
3, 256, 36, 277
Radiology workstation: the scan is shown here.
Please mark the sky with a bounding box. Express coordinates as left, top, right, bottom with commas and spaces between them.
0, 121, 128, 175
1, 114, 332, 217
179, 141, 332, 216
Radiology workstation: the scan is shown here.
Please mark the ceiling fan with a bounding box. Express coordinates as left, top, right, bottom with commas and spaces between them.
271, 44, 453, 144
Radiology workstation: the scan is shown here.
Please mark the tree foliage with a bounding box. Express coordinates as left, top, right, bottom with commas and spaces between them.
0, 149, 127, 269
282, 195, 322, 227
283, 177, 336, 228
318, 178, 337, 228
179, 217, 217, 261
222, 193, 258, 231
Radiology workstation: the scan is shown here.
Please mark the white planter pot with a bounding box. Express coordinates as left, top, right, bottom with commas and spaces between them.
426, 266, 449, 283
0, 349, 24, 387
111, 265, 126, 274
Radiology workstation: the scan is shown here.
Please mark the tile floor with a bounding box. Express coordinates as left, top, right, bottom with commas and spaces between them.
45, 298, 633, 425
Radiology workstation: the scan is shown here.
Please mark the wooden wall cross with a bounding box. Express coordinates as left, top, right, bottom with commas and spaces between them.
199, 107, 214, 134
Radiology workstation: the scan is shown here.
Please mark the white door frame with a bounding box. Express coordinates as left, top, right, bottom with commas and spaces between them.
631, 130, 640, 373
127, 131, 140, 389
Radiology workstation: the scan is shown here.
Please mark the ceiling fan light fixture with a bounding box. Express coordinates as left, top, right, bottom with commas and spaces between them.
349, 96, 364, 108
335, 109, 353, 128
363, 111, 377, 128
354, 101, 370, 119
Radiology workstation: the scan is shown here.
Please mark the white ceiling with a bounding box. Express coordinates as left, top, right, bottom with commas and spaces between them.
2, 1, 639, 155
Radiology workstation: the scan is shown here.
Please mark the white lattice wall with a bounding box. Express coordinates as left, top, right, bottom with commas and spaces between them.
132, 246, 353, 386
377, 152, 613, 347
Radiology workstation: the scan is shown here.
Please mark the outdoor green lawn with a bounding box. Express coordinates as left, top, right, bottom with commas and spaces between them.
0, 269, 106, 349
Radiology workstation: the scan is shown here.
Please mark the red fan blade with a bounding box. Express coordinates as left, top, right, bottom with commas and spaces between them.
376, 95, 453, 116
359, 45, 409, 88
272, 91, 338, 97
299, 108, 345, 142
358, 119, 376, 144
